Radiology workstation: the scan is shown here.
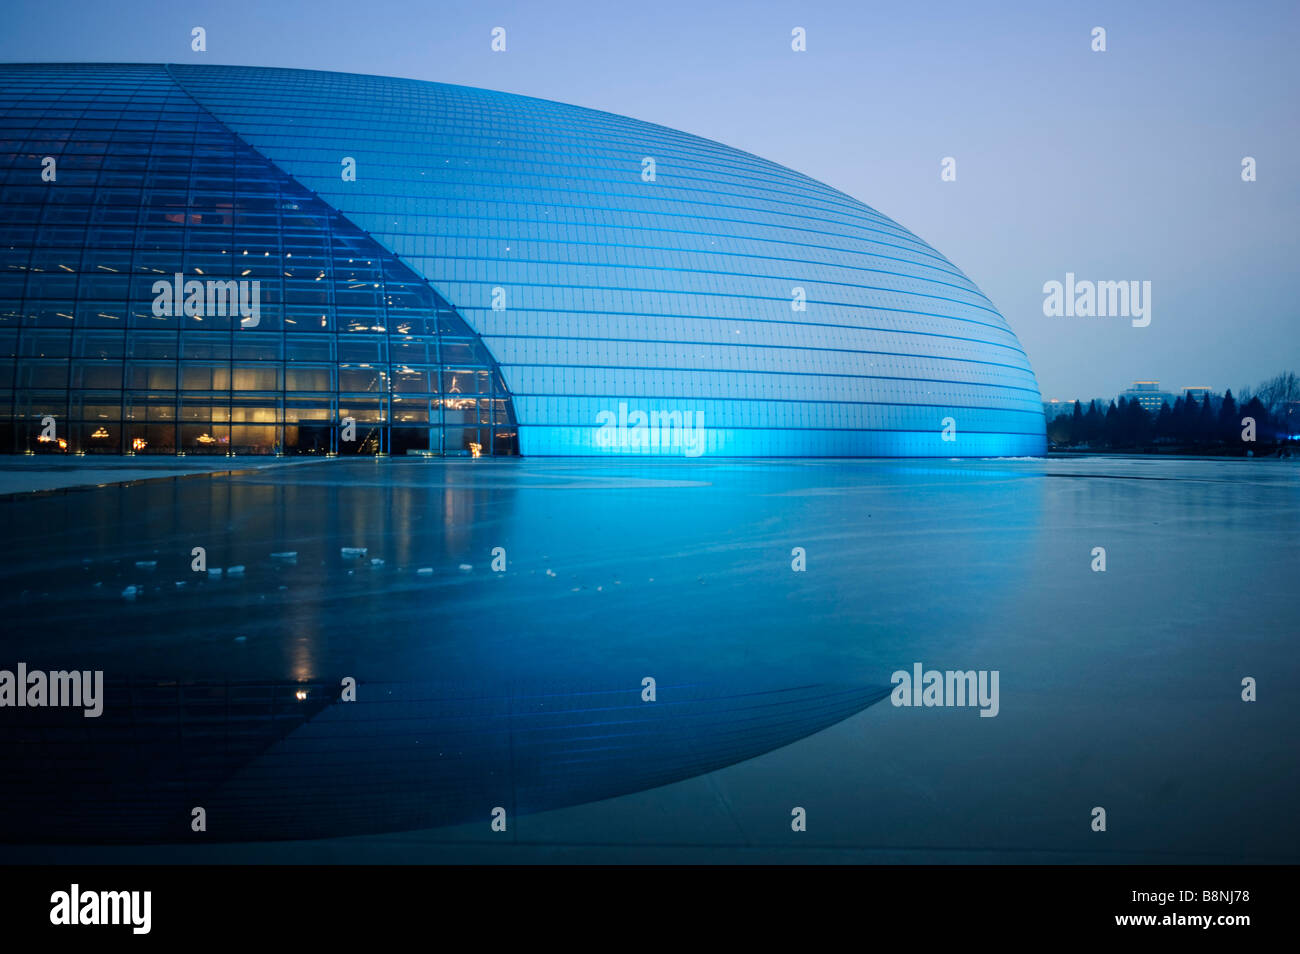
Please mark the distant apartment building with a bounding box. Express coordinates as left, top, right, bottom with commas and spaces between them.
1122, 381, 1176, 414
1042, 400, 1076, 421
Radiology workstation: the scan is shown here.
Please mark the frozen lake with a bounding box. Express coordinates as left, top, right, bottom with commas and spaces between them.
0, 455, 1296, 861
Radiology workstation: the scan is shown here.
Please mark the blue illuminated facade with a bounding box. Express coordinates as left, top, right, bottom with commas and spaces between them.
0, 63, 1046, 457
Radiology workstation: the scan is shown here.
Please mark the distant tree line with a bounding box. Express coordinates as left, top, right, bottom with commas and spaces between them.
1047, 370, 1299, 453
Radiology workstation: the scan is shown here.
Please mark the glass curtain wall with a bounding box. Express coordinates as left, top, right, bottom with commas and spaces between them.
0, 64, 517, 457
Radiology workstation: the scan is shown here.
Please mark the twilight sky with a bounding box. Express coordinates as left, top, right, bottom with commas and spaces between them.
2, 0, 1295, 401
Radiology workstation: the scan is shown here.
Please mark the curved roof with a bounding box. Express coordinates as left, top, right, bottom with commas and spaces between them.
0, 62, 1044, 456
168, 65, 1045, 456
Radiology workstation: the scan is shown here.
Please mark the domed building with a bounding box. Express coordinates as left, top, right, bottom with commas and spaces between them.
0, 64, 1045, 457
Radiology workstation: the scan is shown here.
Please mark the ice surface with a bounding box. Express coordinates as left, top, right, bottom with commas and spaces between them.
0, 456, 1295, 860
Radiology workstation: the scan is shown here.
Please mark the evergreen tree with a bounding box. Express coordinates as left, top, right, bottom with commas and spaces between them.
1178, 394, 1198, 444
1155, 401, 1173, 442
1218, 389, 1238, 443
1199, 392, 1217, 444
1084, 400, 1103, 445
1121, 397, 1151, 447
1046, 412, 1071, 445
1170, 396, 1185, 444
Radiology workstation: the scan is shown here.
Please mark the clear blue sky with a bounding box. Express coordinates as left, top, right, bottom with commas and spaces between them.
3, 0, 1296, 401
